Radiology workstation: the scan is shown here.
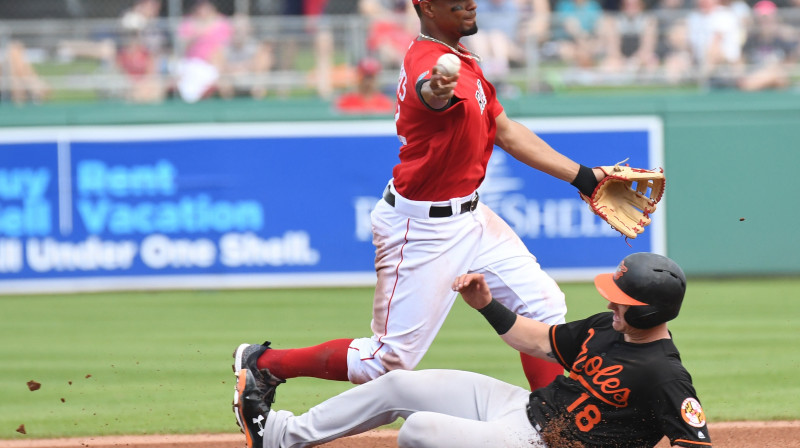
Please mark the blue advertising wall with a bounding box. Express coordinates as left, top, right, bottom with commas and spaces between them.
0, 117, 663, 293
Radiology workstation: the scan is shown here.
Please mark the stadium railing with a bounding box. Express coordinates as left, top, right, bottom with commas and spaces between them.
0, 8, 798, 104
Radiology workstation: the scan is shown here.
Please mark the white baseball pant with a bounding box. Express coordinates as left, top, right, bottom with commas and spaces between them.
261, 369, 545, 448
346, 181, 566, 384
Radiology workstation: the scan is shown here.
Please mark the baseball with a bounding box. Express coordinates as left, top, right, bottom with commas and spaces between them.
436, 53, 461, 76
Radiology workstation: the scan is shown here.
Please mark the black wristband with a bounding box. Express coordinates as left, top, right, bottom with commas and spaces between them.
416, 77, 455, 111
571, 164, 599, 197
477, 299, 517, 335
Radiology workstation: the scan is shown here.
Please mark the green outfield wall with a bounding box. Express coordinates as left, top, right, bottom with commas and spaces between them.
2, 91, 798, 276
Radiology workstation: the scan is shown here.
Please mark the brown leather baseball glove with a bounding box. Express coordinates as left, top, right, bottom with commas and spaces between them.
580, 163, 665, 239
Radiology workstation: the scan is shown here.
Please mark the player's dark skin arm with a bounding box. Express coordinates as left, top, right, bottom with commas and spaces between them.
421, 78, 605, 184
420, 66, 458, 110
495, 112, 605, 184
452, 273, 557, 361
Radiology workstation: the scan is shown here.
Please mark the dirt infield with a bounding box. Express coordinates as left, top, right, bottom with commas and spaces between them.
2, 421, 799, 448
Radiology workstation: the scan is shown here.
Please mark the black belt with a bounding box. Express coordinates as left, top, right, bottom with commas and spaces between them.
383, 187, 479, 218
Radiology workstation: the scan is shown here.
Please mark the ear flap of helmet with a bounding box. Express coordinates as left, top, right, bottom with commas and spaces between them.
624, 304, 679, 329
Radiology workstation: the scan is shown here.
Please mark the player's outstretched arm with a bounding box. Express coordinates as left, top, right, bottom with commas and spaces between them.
494, 111, 604, 184
452, 273, 553, 360
420, 65, 459, 110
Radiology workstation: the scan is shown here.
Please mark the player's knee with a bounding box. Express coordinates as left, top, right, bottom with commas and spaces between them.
349, 362, 406, 384
398, 413, 430, 448
373, 370, 419, 401
359, 354, 418, 383
380, 346, 419, 372
376, 369, 412, 391
381, 368, 416, 384
347, 339, 422, 383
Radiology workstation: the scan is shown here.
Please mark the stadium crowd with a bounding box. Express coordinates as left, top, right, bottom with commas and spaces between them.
0, 0, 798, 106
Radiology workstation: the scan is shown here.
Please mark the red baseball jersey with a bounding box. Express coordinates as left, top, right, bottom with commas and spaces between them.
393, 40, 503, 201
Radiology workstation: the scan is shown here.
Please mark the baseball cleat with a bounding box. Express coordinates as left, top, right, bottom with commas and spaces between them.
233, 368, 283, 448
232, 341, 272, 378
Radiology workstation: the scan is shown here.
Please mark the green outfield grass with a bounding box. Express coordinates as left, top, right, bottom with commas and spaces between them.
1, 276, 799, 440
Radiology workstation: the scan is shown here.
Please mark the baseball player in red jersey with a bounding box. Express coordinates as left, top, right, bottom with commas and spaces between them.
231, 2, 618, 443
234, 253, 711, 447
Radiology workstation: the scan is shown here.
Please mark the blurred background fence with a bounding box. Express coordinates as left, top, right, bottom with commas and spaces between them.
1, 0, 798, 105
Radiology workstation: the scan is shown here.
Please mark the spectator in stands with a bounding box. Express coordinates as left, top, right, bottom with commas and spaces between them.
218, 13, 274, 99
519, 0, 553, 47
515, 0, 553, 92
116, 32, 167, 103
654, 0, 687, 17
271, 0, 314, 96
656, 0, 696, 84
272, 0, 356, 98
174, 0, 232, 102
116, 0, 168, 103
306, 0, 330, 14
660, 21, 693, 83
721, 0, 752, 31
360, 0, 417, 69
686, 0, 745, 86
119, 0, 168, 63
55, 0, 156, 71
57, 37, 116, 70
464, 0, 521, 94
598, 0, 660, 75
120, 0, 164, 43
736, 0, 799, 90
1, 40, 50, 104
334, 57, 395, 114
554, 0, 605, 67
307, 0, 360, 99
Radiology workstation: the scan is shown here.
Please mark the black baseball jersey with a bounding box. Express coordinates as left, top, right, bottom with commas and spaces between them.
526, 312, 712, 448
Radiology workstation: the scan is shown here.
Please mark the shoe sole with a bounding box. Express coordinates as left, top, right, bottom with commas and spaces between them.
232, 344, 250, 442
233, 369, 254, 448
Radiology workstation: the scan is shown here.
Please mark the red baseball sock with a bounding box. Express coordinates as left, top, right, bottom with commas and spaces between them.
520, 352, 565, 391
256, 339, 352, 381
